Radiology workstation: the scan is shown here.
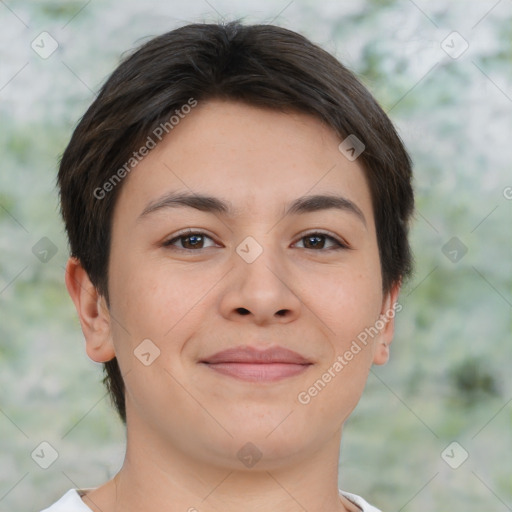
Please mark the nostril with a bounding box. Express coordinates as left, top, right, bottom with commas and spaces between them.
237, 308, 250, 315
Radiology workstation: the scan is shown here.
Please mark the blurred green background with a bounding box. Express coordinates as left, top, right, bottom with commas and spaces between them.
0, 0, 510, 510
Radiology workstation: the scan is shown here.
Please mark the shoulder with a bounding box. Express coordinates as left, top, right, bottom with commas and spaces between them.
39, 489, 92, 512
340, 489, 383, 512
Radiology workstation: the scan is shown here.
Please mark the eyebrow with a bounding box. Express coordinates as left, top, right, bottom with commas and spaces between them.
137, 191, 366, 227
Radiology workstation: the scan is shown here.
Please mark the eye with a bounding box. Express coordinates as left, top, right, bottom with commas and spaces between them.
162, 230, 349, 252
162, 230, 217, 250
293, 231, 348, 251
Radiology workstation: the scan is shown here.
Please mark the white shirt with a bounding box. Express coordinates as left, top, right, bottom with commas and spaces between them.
40, 488, 382, 511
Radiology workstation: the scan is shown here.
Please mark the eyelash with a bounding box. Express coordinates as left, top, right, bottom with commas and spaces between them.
162, 229, 349, 252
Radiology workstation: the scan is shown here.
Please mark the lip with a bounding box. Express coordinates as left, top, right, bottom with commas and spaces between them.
200, 346, 313, 383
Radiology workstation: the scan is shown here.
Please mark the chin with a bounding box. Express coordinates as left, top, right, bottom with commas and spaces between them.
207, 421, 314, 467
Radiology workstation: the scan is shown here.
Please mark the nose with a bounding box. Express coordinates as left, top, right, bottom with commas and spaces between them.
219, 243, 302, 326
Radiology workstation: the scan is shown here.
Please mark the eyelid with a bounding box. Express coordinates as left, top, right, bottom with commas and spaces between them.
162, 228, 219, 248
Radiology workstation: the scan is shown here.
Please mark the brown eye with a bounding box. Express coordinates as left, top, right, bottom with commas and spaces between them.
295, 232, 347, 250
163, 231, 216, 250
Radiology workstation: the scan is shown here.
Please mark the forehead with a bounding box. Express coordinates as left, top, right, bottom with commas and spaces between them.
113, 99, 374, 226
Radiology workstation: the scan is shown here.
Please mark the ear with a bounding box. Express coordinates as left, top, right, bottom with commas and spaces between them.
372, 280, 402, 366
64, 256, 116, 363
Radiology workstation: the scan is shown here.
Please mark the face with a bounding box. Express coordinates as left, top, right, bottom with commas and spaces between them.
77, 99, 399, 470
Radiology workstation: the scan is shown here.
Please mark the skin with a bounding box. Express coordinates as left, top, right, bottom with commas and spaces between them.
65, 99, 400, 512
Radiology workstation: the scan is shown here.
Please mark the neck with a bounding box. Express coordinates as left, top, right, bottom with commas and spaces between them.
83, 414, 356, 512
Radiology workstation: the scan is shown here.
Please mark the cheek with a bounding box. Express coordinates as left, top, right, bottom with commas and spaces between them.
106, 252, 168, 363
111, 248, 167, 319
314, 265, 383, 341
296, 274, 381, 421
108, 254, 217, 354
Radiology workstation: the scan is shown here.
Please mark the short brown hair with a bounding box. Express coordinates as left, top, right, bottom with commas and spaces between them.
58, 20, 414, 423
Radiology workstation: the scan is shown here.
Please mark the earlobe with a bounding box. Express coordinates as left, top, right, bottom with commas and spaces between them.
373, 340, 390, 366
372, 281, 401, 366
64, 257, 116, 363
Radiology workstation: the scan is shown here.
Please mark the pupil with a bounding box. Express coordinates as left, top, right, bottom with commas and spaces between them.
307, 235, 323, 248
187, 235, 201, 247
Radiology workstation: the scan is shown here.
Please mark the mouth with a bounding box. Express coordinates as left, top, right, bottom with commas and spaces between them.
199, 345, 313, 383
